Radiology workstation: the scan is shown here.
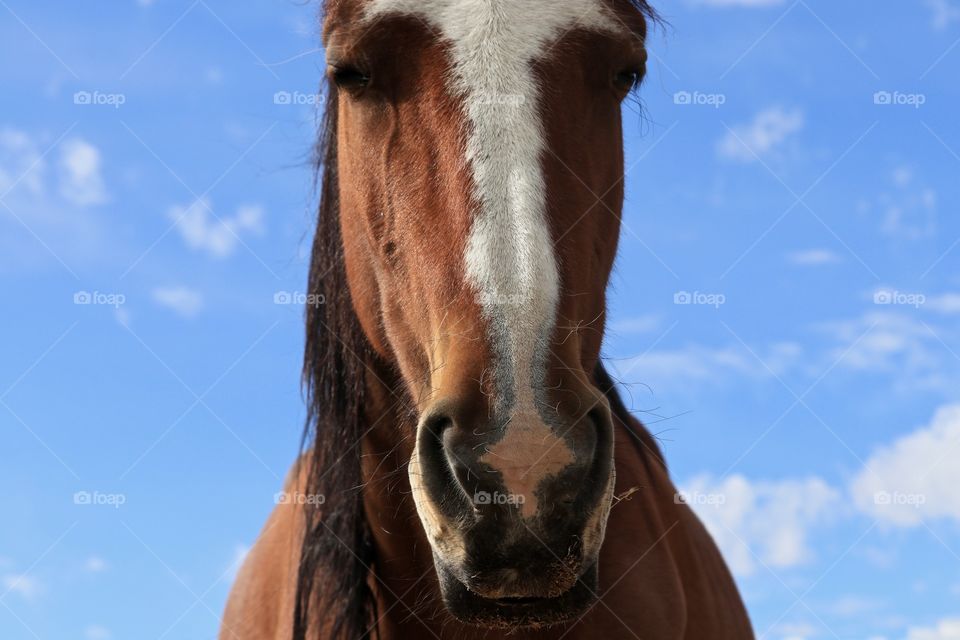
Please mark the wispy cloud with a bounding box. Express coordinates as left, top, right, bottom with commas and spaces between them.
718, 107, 804, 163
787, 249, 842, 266
0, 128, 45, 196
858, 167, 937, 240
152, 286, 204, 318
824, 595, 884, 617
613, 341, 802, 390
168, 198, 265, 259
1, 129, 108, 209
0, 127, 110, 271
907, 617, 960, 639
680, 474, 841, 576
927, 293, 960, 315
84, 556, 107, 573
818, 310, 958, 392
1, 573, 42, 601
59, 139, 108, 206
84, 625, 112, 640
925, 0, 960, 30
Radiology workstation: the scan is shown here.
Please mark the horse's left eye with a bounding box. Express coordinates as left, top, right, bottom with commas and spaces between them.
613, 69, 642, 93
329, 64, 371, 92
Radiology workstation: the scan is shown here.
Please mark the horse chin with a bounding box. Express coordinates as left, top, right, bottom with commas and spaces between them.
435, 560, 599, 630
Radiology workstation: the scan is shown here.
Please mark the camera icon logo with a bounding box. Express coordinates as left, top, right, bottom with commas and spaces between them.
674, 291, 692, 305
74, 91, 92, 105
274, 291, 292, 305
674, 91, 692, 105
274, 91, 292, 105
474, 491, 492, 505
74, 291, 92, 305
873, 91, 892, 105
873, 290, 893, 305
73, 491, 92, 505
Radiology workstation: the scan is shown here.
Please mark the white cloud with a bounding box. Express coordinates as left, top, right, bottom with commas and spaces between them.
824, 594, 882, 617
169, 198, 264, 258
84, 556, 107, 573
858, 167, 937, 240
927, 293, 960, 315
2, 574, 42, 600
925, 0, 960, 29
613, 341, 802, 390
617, 309, 956, 396
59, 138, 108, 206
0, 128, 44, 196
718, 107, 804, 163
85, 626, 112, 640
787, 249, 842, 266
819, 311, 955, 392
852, 404, 960, 527
908, 618, 960, 639
679, 474, 841, 576
152, 286, 204, 318
0, 128, 109, 271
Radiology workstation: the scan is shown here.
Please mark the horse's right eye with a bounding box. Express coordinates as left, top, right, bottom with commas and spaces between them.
329, 65, 371, 92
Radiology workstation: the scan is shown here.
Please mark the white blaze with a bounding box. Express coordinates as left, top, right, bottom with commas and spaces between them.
365, 0, 620, 439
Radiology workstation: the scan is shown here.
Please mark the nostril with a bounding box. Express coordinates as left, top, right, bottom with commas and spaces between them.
422, 411, 454, 439
417, 405, 486, 516
586, 406, 607, 432
415, 409, 473, 514
442, 427, 485, 498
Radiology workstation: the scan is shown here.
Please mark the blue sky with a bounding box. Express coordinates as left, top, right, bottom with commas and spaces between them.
1, 1, 959, 638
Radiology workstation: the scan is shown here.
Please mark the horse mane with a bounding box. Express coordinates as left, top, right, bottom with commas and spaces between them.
296, 80, 379, 640
295, 3, 660, 638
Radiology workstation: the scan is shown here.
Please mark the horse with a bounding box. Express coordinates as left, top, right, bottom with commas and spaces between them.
222, 0, 754, 638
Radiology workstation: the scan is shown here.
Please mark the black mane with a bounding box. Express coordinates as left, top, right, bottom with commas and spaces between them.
296, 81, 379, 640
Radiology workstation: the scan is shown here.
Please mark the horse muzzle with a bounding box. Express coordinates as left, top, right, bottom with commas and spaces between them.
407, 394, 617, 628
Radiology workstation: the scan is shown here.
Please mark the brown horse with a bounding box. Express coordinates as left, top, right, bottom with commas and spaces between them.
222, 0, 754, 638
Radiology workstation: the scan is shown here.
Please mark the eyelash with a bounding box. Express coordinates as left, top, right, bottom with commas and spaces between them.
329, 64, 371, 91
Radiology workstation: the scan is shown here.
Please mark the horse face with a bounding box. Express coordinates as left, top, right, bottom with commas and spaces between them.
326, 0, 649, 628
